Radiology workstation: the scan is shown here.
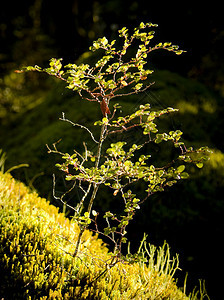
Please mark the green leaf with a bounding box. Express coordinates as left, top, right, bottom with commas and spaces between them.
65, 175, 75, 181
177, 165, 185, 173
155, 134, 163, 143
104, 211, 114, 218
139, 22, 145, 29
121, 237, 127, 243
196, 162, 204, 168
134, 83, 143, 91
94, 120, 103, 126
102, 117, 109, 124
180, 172, 189, 179
104, 227, 111, 235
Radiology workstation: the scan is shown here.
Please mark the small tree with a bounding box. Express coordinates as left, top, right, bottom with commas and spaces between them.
21, 22, 209, 263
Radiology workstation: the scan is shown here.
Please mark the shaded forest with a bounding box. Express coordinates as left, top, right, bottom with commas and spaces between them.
1, 1, 224, 299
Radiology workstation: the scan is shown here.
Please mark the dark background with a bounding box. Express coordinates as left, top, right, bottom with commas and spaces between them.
1, 1, 224, 299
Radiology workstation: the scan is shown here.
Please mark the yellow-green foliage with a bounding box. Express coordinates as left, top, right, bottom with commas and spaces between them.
0, 172, 207, 299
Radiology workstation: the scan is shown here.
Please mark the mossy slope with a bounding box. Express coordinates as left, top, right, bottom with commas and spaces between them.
0, 172, 206, 299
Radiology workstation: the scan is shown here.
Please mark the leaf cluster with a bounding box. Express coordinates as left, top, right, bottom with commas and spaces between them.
21, 22, 185, 108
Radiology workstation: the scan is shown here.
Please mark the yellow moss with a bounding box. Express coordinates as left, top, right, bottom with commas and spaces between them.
0, 172, 206, 299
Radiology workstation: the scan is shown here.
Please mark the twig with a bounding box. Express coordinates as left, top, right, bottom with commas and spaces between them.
75, 183, 92, 214
53, 174, 77, 213
60, 112, 99, 144
110, 82, 155, 100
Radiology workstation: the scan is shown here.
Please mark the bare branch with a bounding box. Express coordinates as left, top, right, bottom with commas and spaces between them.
53, 174, 77, 213
75, 182, 92, 214
110, 82, 155, 100
60, 112, 99, 144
